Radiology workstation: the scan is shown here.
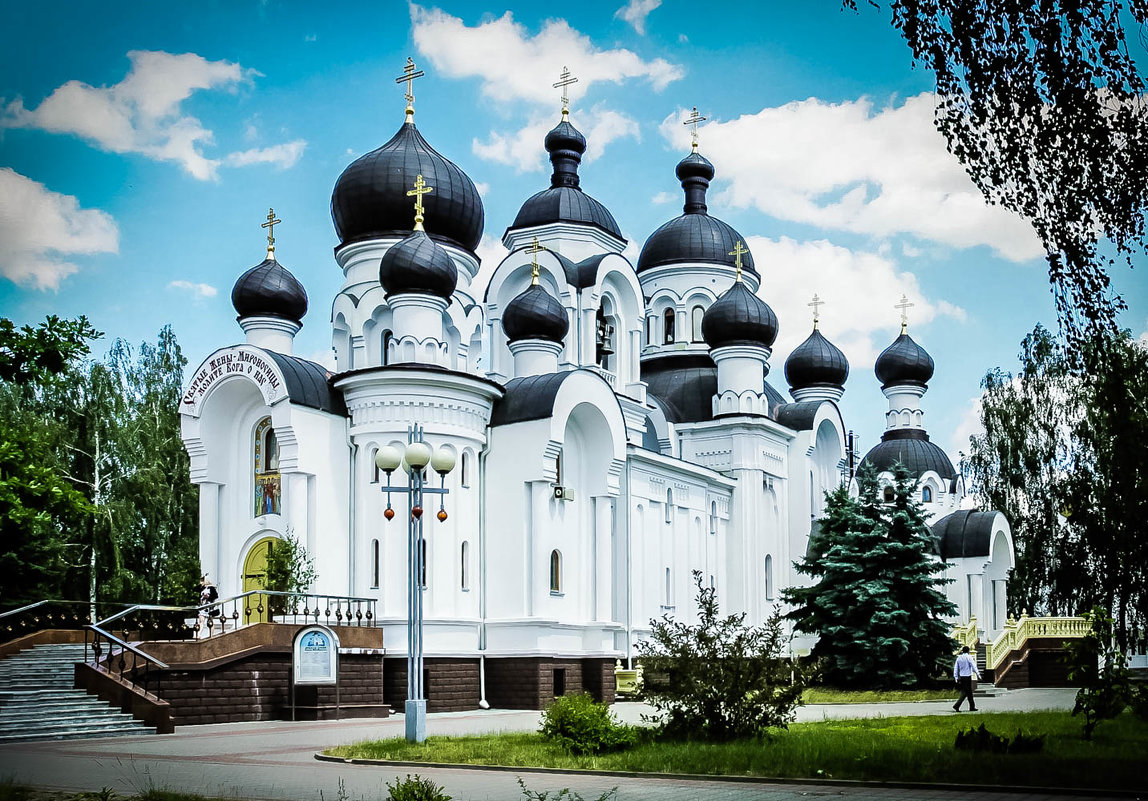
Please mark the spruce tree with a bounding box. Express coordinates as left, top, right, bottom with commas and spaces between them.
784, 463, 955, 688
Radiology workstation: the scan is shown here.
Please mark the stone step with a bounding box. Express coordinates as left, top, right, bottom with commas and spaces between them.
0, 689, 94, 702
0, 721, 153, 744
0, 708, 135, 728
0, 714, 146, 736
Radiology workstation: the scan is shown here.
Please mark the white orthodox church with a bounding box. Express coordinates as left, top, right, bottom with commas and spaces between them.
180, 72, 1015, 709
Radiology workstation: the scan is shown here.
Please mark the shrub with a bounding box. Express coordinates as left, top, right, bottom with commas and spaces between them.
385, 774, 451, 801
638, 571, 806, 742
954, 723, 1045, 754
1065, 606, 1132, 740
516, 778, 618, 801
539, 693, 637, 755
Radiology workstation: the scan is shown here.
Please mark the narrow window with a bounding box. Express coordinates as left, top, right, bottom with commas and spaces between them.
709, 500, 717, 535
663, 308, 675, 344
691, 306, 704, 342
419, 539, 427, 588
371, 539, 380, 588
709, 574, 715, 590
553, 667, 567, 697
922, 485, 933, 503
461, 452, 470, 488
883, 485, 895, 503
665, 489, 673, 523
461, 541, 469, 590
764, 554, 774, 601
371, 448, 380, 484
555, 450, 563, 485
645, 316, 653, 346
665, 567, 672, 606
382, 329, 393, 366
550, 550, 562, 593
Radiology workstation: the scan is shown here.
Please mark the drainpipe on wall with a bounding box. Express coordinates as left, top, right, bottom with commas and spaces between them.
477, 440, 491, 709
345, 422, 358, 594
626, 457, 634, 669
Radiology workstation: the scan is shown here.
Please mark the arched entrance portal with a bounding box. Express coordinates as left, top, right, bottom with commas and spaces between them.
242, 536, 277, 623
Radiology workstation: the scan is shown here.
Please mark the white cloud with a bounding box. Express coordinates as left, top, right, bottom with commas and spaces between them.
225, 139, 307, 169
0, 168, 119, 290
651, 191, 676, 205
616, 0, 662, 35
949, 395, 984, 457
474, 181, 490, 198
749, 235, 965, 372
411, 5, 683, 106
659, 95, 1044, 262
168, 280, 217, 300
3, 50, 302, 180
304, 349, 337, 371
473, 104, 639, 172
471, 234, 511, 298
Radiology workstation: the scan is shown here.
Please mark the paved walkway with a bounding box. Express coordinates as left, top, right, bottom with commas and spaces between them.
0, 689, 1107, 801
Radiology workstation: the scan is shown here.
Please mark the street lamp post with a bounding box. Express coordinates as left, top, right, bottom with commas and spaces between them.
375, 424, 456, 743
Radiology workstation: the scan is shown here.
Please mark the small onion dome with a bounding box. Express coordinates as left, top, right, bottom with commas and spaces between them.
502, 283, 569, 344
637, 150, 755, 275
331, 121, 484, 254
231, 258, 308, 322
874, 332, 934, 388
508, 118, 623, 239
379, 230, 458, 299
785, 328, 849, 391
701, 280, 778, 349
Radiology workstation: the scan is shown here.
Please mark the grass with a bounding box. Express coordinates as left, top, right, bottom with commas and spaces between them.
801, 687, 957, 704
0, 784, 214, 801
327, 710, 1148, 792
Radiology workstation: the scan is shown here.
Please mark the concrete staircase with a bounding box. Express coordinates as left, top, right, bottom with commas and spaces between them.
0, 643, 155, 742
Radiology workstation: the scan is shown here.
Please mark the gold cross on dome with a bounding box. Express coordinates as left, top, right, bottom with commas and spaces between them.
261, 208, 281, 258
553, 66, 578, 119
527, 236, 547, 285
808, 293, 825, 329
394, 57, 425, 119
407, 174, 434, 231
683, 106, 707, 151
894, 293, 915, 333
729, 240, 749, 282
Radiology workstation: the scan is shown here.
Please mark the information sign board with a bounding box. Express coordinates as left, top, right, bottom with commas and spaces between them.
293, 625, 339, 685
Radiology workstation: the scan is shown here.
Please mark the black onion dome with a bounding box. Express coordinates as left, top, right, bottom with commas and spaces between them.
874, 332, 934, 388
508, 117, 623, 239
379, 230, 457, 299
701, 280, 778, 349
232, 258, 308, 322
675, 151, 715, 210
502, 284, 569, 343
331, 122, 484, 253
860, 429, 957, 481
785, 329, 849, 390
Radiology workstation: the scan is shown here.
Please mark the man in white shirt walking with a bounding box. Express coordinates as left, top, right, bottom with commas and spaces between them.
953, 645, 980, 712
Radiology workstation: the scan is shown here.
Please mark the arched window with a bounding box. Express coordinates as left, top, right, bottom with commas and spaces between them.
691, 306, 704, 342
550, 550, 562, 593
253, 417, 281, 516
709, 500, 717, 535
382, 330, 393, 366
665, 567, 672, 606
922, 485, 933, 503
595, 306, 615, 371
370, 447, 380, 484
461, 452, 471, 488
645, 315, 654, 347
461, 541, 470, 590
663, 308, 675, 344
883, 485, 895, 503
809, 471, 816, 519
665, 489, 673, 523
555, 449, 564, 485
371, 539, 380, 588
764, 555, 774, 601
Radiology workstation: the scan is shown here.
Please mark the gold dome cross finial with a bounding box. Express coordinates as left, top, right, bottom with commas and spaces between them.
395, 57, 425, 121
527, 236, 547, 285
407, 174, 434, 231
261, 208, 281, 259
808, 293, 825, 330
729, 240, 748, 282
895, 293, 915, 334
683, 106, 707, 152
553, 66, 578, 120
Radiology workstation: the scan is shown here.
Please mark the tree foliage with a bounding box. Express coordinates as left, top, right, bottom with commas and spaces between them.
1065, 606, 1133, 740
784, 463, 956, 689
852, 1, 1148, 337
263, 531, 317, 596
637, 570, 804, 742
969, 325, 1148, 643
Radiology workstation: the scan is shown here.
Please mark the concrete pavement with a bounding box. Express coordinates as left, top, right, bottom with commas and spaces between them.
0, 688, 1109, 801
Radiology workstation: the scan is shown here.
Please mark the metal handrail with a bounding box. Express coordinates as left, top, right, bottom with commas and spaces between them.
1, 599, 134, 645
87, 626, 170, 670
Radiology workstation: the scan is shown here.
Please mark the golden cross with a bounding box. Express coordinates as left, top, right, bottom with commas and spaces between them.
553, 66, 578, 119
407, 174, 434, 231
729, 240, 749, 282
527, 236, 547, 285
394, 57, 425, 119
683, 106, 707, 151
894, 293, 915, 333
261, 208, 281, 258
808, 293, 825, 329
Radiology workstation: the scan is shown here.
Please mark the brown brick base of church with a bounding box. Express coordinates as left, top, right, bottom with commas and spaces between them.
383, 657, 616, 711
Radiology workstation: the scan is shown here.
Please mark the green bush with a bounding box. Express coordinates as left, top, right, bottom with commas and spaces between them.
385, 774, 451, 801
539, 693, 637, 755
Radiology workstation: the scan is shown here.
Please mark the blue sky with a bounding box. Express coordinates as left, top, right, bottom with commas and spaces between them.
2, 0, 1145, 463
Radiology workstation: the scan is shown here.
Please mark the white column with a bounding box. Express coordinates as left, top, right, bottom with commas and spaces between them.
240, 316, 300, 355
593, 496, 613, 622
509, 339, 563, 377
198, 482, 221, 583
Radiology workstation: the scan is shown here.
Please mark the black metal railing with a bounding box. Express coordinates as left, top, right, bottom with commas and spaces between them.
0, 600, 132, 645
85, 624, 169, 697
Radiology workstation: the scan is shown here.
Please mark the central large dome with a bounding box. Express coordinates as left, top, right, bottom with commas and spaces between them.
331, 121, 484, 254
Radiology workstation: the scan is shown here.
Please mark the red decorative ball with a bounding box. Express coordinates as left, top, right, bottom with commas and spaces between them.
384, 507, 395, 521
412, 505, 423, 519
437, 509, 448, 522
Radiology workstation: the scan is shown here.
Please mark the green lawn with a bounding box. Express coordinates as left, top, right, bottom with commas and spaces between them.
327, 710, 1147, 792
801, 687, 958, 704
